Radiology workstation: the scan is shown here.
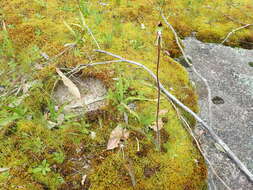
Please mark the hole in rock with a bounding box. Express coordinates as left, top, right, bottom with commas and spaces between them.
53, 76, 108, 114
212, 96, 225, 105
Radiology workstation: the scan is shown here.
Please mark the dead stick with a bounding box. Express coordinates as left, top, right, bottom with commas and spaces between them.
169, 98, 231, 190
161, 13, 213, 127
221, 24, 253, 44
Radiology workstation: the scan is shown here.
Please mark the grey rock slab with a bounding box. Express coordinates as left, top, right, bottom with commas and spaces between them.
182, 37, 253, 190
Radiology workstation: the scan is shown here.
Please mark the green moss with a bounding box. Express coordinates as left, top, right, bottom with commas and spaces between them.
2, 0, 252, 189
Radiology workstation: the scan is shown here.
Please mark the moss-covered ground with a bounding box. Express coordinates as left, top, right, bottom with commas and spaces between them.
0, 0, 252, 189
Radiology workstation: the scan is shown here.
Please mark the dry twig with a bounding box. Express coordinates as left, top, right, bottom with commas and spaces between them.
168, 99, 231, 190
221, 24, 253, 44
161, 12, 213, 127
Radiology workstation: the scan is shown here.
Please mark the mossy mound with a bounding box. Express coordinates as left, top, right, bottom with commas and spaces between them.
1, 0, 252, 189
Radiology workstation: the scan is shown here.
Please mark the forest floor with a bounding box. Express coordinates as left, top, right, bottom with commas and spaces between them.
0, 0, 253, 189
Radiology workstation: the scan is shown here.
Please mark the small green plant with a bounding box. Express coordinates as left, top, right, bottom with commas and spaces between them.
22, 136, 45, 153
114, 0, 121, 6
108, 77, 142, 121
35, 28, 42, 36
32, 160, 51, 175
0, 24, 14, 57
59, 5, 75, 12
112, 18, 123, 37
64, 11, 100, 48
139, 112, 155, 127
35, 13, 45, 19
94, 11, 103, 25
47, 100, 65, 122
101, 33, 113, 48
130, 39, 145, 50
79, 0, 91, 17
34, 0, 47, 7
52, 152, 65, 164
0, 105, 28, 127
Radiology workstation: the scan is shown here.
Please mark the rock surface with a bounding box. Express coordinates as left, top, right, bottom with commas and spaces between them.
182, 37, 253, 190
54, 77, 107, 114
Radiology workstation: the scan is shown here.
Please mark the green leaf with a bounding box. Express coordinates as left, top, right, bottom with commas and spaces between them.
0, 115, 21, 127
63, 21, 77, 38
32, 167, 42, 174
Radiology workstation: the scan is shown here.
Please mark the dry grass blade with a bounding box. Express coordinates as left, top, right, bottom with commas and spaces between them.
0, 168, 9, 172
55, 68, 81, 99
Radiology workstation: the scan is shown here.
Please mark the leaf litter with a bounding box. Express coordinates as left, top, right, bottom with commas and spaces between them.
107, 125, 130, 150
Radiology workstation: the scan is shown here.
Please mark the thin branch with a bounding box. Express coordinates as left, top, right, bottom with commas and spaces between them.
93, 49, 253, 183
161, 12, 213, 127
221, 24, 253, 44
169, 100, 231, 190
67, 60, 123, 76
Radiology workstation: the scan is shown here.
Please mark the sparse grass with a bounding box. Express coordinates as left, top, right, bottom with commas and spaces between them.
0, 0, 252, 189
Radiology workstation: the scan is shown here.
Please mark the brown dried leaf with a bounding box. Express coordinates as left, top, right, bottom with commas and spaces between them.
107, 125, 129, 150
150, 118, 164, 131
56, 68, 81, 99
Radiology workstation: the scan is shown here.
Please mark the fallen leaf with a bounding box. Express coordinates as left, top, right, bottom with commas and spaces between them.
107, 125, 129, 150
149, 118, 164, 131
56, 68, 81, 99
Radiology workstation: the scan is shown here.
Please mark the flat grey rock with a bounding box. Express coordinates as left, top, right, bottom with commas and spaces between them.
182, 37, 253, 190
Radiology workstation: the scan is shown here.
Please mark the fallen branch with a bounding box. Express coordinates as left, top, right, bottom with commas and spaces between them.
221, 24, 253, 45
67, 60, 123, 76
161, 12, 213, 127
93, 49, 253, 183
